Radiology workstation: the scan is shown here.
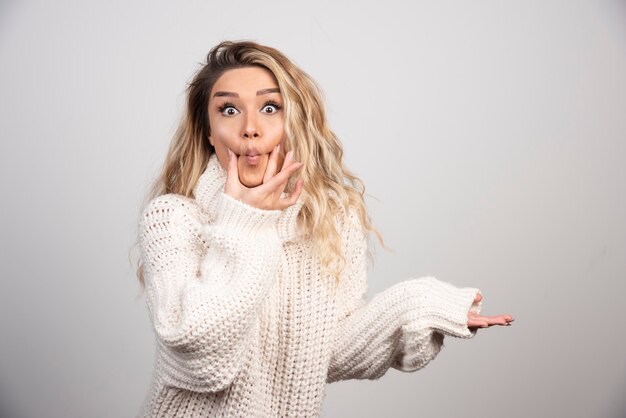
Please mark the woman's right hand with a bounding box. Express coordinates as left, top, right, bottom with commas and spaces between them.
225, 144, 304, 211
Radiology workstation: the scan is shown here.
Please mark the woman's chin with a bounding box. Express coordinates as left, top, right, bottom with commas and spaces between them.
239, 175, 263, 188
237, 154, 268, 187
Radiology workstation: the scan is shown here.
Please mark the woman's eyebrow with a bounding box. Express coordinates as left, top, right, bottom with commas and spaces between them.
213, 87, 281, 98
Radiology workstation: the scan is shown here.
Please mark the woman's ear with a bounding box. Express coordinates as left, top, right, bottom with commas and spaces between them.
208, 135, 214, 146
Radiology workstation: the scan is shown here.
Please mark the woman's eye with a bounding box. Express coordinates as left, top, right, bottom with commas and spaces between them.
262, 104, 280, 114
219, 105, 240, 116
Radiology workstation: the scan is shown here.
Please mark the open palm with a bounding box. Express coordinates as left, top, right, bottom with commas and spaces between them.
467, 293, 514, 329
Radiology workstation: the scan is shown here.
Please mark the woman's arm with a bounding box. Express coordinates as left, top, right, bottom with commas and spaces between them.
326, 208, 483, 383
140, 191, 282, 393
141, 146, 304, 393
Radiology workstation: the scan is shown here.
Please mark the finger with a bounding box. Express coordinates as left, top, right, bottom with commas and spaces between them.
475, 314, 512, 327
263, 144, 281, 184
474, 292, 483, 303
277, 177, 303, 210
500, 315, 514, 323
485, 314, 513, 325
278, 150, 298, 176
258, 160, 303, 194
280, 150, 294, 171
274, 162, 304, 197
257, 149, 294, 195
225, 148, 242, 190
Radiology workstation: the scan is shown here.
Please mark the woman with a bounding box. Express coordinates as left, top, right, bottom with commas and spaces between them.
135, 40, 513, 417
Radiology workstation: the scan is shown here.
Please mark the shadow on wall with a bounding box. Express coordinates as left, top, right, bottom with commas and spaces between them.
0, 397, 25, 418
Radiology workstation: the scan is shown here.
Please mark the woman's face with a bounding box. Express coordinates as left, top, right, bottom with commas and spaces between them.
208, 66, 286, 188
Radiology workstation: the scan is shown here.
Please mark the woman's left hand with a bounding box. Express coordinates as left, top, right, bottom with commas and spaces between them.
467, 293, 514, 329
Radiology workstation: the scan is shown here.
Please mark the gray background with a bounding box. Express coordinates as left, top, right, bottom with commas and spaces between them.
1, 0, 625, 417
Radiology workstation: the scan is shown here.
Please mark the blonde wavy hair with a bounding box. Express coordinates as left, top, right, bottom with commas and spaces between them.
131, 40, 384, 290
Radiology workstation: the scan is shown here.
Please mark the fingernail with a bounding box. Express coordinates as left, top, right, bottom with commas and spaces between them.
287, 150, 293, 160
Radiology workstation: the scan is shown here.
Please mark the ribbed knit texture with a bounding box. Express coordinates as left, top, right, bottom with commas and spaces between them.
137, 154, 483, 418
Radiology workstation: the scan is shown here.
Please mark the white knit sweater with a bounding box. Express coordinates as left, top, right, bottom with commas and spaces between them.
137, 154, 483, 418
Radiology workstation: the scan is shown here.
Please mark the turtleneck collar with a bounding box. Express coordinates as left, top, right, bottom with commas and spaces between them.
192, 153, 305, 242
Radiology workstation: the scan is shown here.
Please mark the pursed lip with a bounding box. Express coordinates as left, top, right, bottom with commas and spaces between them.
240, 147, 262, 166
244, 146, 261, 157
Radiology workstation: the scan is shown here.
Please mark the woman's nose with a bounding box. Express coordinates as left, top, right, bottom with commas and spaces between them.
241, 112, 260, 139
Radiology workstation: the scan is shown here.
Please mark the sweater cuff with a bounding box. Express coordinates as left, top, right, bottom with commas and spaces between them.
211, 192, 282, 236
406, 276, 482, 339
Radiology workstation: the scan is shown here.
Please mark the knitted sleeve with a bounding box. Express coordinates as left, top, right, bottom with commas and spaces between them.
139, 192, 282, 393
326, 208, 483, 383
